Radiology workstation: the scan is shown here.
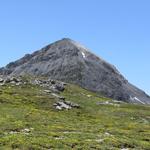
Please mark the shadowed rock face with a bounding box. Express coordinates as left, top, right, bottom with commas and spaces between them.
0, 38, 150, 104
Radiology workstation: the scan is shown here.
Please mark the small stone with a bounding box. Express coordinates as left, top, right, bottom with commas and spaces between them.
0, 83, 5, 86
53, 83, 65, 92
56, 105, 62, 110
16, 82, 22, 86
23, 128, 30, 132
0, 78, 4, 83
95, 139, 104, 143
104, 132, 113, 136
10, 81, 16, 84
87, 95, 92, 97
51, 93, 65, 100
44, 90, 51, 93
50, 80, 56, 84
4, 78, 11, 83
9, 131, 18, 134
97, 101, 120, 107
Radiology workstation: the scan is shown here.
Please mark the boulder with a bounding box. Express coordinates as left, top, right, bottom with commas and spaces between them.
53, 83, 65, 92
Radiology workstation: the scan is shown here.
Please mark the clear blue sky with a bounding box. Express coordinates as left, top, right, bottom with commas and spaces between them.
0, 0, 150, 94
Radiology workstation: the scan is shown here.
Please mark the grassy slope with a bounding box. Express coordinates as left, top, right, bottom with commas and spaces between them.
0, 82, 150, 150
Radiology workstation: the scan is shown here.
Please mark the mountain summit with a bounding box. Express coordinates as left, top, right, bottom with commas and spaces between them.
0, 38, 150, 104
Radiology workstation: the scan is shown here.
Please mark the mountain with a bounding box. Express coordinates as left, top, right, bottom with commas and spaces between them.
0, 38, 150, 104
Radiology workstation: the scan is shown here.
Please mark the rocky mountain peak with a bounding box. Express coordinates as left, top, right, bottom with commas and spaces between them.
0, 38, 150, 104
49, 38, 91, 56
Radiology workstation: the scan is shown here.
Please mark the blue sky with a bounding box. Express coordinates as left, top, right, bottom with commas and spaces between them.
0, 0, 150, 94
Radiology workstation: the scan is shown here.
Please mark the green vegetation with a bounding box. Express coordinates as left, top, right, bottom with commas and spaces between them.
0, 82, 150, 150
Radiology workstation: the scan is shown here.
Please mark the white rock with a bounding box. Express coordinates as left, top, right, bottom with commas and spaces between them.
56, 106, 62, 110
95, 139, 104, 143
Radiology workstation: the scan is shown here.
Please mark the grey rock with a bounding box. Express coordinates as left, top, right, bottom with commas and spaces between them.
55, 105, 63, 110
65, 101, 80, 108
53, 100, 79, 110
4, 78, 11, 83
53, 83, 65, 92
32, 78, 66, 93
49, 86, 60, 93
0, 78, 4, 83
0, 38, 150, 104
51, 93, 65, 100
44, 90, 51, 93
4, 77, 22, 84
15, 82, 22, 86
49, 79, 56, 84
97, 101, 120, 107
0, 83, 5, 86
10, 77, 21, 83
57, 101, 71, 109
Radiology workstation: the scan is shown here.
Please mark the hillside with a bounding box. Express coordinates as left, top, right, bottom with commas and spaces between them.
0, 77, 150, 149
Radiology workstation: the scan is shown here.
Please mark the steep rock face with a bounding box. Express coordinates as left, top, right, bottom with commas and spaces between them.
0, 38, 150, 104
